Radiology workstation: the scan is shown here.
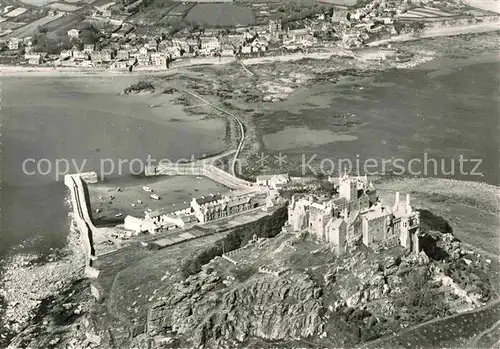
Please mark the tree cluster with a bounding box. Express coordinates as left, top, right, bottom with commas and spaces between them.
181, 205, 288, 277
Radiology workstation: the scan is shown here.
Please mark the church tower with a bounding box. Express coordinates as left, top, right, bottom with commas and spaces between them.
339, 169, 357, 202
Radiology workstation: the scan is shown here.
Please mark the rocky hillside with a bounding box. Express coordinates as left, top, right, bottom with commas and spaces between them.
148, 270, 325, 347
137, 219, 496, 348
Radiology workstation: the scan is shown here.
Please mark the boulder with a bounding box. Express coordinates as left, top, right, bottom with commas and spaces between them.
417, 251, 430, 265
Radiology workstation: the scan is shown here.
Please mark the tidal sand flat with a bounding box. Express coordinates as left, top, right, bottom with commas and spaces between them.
251, 58, 500, 184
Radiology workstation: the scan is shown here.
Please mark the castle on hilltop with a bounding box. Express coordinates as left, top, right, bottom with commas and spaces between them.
287, 172, 420, 255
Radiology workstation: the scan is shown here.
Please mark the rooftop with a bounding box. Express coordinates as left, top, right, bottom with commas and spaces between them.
195, 193, 223, 205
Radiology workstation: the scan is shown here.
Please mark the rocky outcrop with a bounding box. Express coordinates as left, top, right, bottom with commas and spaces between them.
122, 81, 155, 95
147, 271, 325, 347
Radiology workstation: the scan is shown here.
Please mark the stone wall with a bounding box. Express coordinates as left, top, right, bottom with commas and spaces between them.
145, 163, 253, 190
64, 174, 100, 278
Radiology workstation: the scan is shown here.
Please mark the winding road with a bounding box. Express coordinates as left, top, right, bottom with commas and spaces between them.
181, 89, 245, 177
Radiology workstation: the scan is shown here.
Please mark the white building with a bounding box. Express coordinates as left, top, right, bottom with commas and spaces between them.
25, 53, 42, 64
8, 37, 19, 50
200, 36, 220, 51
124, 215, 156, 233
151, 53, 167, 66
83, 44, 95, 53
60, 50, 72, 59
256, 174, 290, 189
67, 29, 79, 39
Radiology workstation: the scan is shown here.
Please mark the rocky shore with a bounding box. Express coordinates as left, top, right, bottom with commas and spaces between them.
0, 215, 88, 348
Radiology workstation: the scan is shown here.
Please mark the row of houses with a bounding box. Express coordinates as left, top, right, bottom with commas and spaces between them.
123, 190, 261, 234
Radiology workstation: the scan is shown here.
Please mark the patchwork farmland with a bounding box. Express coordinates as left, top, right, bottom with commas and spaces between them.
396, 6, 461, 21
184, 3, 256, 26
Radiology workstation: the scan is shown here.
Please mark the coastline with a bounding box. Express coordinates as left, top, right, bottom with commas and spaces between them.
0, 52, 338, 77
0, 21, 498, 78
368, 21, 500, 47
0, 218, 86, 346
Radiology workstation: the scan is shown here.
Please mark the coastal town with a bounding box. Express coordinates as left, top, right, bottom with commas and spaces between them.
0, 0, 498, 68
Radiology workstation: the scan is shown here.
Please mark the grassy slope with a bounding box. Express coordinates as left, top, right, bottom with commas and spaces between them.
362, 300, 500, 349
366, 177, 500, 349
375, 177, 499, 257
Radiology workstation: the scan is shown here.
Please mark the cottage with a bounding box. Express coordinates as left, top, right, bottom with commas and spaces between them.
25, 53, 42, 64
143, 209, 190, 229
124, 215, 156, 233
72, 49, 88, 60
136, 54, 150, 65
256, 173, 290, 189
220, 44, 234, 56
8, 37, 19, 50
60, 50, 72, 60
111, 61, 128, 69
200, 36, 220, 51
150, 53, 167, 66
67, 29, 79, 39
116, 49, 130, 61
83, 44, 95, 53
146, 39, 158, 51
287, 28, 312, 42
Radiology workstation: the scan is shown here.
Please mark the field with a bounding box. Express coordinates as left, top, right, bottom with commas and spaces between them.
4, 7, 28, 18
316, 0, 358, 5
36, 13, 83, 39
18, 0, 56, 6
463, 0, 500, 14
375, 178, 500, 257
93, 230, 230, 340
364, 300, 500, 348
5, 13, 63, 39
47, 2, 82, 11
184, 3, 255, 26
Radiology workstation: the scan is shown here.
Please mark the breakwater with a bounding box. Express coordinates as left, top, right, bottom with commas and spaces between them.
64, 173, 100, 278
145, 163, 253, 190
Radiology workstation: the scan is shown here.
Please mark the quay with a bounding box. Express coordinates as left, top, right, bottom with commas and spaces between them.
64, 172, 100, 278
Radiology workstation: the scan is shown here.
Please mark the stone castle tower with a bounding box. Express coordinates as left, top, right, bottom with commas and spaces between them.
339, 170, 358, 201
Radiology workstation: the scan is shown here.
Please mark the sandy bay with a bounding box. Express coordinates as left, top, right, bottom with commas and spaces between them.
0, 75, 226, 256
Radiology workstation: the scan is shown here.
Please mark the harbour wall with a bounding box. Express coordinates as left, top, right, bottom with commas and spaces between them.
64, 173, 100, 278
145, 163, 253, 190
